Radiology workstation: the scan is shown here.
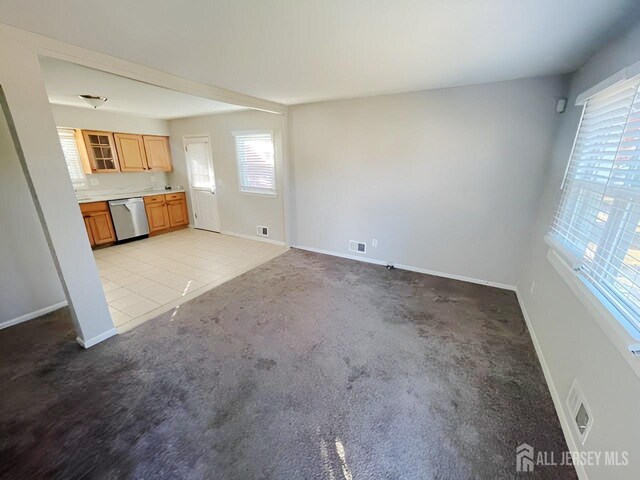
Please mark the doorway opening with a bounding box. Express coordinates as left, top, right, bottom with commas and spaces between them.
32, 55, 288, 332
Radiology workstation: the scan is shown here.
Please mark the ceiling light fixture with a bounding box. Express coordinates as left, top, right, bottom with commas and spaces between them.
79, 94, 108, 108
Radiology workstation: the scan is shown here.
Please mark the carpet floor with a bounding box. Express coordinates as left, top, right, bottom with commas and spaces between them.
0, 249, 576, 479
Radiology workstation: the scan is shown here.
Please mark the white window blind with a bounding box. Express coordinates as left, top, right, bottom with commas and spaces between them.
233, 131, 276, 195
57, 128, 86, 187
550, 75, 640, 332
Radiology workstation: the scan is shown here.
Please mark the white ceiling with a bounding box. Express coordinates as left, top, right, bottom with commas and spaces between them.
1, 0, 638, 105
39, 57, 245, 119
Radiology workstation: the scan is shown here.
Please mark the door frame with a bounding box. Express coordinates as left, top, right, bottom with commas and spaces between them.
183, 134, 220, 232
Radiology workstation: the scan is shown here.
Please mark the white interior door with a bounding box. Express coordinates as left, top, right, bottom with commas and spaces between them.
184, 136, 221, 232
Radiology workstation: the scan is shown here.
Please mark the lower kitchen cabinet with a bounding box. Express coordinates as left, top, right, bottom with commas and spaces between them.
80, 202, 117, 247
78, 193, 188, 248
145, 199, 171, 233
167, 198, 189, 227
144, 192, 189, 235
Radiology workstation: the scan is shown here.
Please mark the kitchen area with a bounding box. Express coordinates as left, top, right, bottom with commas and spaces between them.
74, 128, 189, 247
43, 57, 287, 331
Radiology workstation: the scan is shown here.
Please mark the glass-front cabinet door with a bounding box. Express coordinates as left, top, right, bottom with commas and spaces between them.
81, 130, 120, 173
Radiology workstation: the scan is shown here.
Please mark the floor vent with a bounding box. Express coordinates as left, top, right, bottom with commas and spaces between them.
257, 226, 269, 237
349, 240, 366, 254
566, 379, 593, 444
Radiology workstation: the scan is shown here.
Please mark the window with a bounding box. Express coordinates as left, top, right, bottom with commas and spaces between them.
57, 128, 86, 188
550, 75, 640, 333
185, 139, 214, 189
233, 131, 276, 195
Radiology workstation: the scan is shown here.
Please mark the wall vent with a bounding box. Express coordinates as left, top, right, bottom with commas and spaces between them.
257, 226, 268, 237
349, 240, 366, 254
566, 379, 593, 444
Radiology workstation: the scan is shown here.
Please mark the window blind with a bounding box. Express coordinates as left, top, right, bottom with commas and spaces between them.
550, 76, 640, 331
57, 128, 86, 187
233, 132, 276, 195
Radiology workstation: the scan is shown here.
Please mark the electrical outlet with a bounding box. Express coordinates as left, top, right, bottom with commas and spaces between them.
89, 178, 99, 186
150, 174, 157, 185
372, 238, 378, 248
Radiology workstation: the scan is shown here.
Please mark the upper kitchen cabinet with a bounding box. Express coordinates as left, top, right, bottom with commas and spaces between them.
114, 133, 147, 172
143, 135, 173, 172
81, 130, 120, 173
73, 130, 172, 174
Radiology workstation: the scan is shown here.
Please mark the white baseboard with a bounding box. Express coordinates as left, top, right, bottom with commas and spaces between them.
0, 301, 68, 330
515, 288, 588, 480
221, 230, 286, 246
293, 245, 517, 291
76, 327, 118, 349
295, 245, 388, 267
394, 262, 516, 291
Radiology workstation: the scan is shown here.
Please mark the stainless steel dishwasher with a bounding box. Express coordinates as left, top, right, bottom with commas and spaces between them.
108, 197, 149, 241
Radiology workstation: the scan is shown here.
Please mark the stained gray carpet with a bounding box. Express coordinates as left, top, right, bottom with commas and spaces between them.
0, 249, 576, 479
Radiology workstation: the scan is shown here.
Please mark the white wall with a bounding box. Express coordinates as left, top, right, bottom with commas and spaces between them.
0, 101, 173, 327
290, 76, 567, 287
0, 102, 65, 326
168, 109, 286, 242
518, 19, 640, 480
0, 26, 114, 345
51, 104, 171, 193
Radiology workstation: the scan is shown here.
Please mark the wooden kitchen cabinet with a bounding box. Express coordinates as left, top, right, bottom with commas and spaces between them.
88, 212, 118, 245
81, 130, 120, 173
114, 133, 147, 172
79, 202, 116, 247
167, 193, 189, 227
143, 135, 172, 172
144, 192, 188, 235
78, 194, 187, 248
84, 217, 95, 246
71, 130, 172, 174
144, 196, 171, 233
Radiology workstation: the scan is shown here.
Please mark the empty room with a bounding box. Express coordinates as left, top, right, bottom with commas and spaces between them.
1, 1, 639, 479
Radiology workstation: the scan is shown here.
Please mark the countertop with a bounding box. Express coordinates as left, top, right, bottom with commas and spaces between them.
77, 188, 186, 204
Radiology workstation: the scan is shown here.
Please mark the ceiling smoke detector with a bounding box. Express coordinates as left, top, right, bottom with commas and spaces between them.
79, 94, 108, 108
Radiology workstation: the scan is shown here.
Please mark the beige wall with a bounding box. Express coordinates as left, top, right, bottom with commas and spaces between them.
289, 76, 567, 287
518, 18, 640, 480
168, 109, 286, 242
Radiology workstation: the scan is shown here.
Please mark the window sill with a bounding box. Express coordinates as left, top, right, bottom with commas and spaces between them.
239, 189, 278, 198
546, 246, 640, 378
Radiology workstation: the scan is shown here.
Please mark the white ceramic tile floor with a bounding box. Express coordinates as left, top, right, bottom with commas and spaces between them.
94, 228, 287, 332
